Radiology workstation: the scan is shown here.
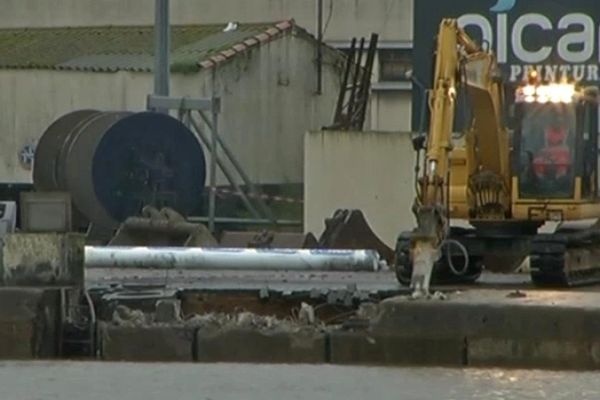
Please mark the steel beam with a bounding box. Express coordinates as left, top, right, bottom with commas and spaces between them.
147, 95, 218, 112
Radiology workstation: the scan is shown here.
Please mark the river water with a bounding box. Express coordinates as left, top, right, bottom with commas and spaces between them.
1, 362, 598, 400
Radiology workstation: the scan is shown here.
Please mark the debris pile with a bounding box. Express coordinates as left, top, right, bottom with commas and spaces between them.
110, 301, 328, 333
112, 305, 149, 326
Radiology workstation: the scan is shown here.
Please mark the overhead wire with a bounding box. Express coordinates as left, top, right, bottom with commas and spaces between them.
322, 0, 334, 37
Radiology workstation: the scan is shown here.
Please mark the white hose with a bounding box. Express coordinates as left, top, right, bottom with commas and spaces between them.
443, 239, 469, 276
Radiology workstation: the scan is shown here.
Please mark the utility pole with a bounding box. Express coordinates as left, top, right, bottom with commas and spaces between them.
154, 0, 170, 113
316, 0, 323, 94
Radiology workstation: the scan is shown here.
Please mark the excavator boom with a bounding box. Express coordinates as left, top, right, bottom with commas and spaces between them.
408, 19, 510, 295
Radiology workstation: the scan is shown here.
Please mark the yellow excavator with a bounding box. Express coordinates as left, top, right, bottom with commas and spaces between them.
395, 18, 600, 294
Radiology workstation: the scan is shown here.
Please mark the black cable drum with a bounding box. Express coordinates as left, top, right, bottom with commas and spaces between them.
34, 110, 206, 228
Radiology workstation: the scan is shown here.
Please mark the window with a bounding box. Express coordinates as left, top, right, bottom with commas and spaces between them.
518, 103, 577, 199
379, 49, 412, 82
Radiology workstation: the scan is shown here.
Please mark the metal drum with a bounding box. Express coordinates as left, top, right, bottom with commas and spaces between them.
33, 109, 100, 191
34, 111, 206, 228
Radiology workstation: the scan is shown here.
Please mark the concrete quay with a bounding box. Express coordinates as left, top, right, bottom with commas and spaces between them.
335, 290, 600, 369
0, 288, 60, 359
96, 289, 600, 370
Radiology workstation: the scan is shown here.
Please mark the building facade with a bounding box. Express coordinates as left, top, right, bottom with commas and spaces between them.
0, 22, 343, 189
0, 0, 415, 133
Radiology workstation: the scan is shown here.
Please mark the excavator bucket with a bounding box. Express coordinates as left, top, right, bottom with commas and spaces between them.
219, 230, 318, 249
317, 209, 395, 265
108, 206, 218, 247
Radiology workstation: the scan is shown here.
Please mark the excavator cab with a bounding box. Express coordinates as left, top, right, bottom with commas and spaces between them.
513, 79, 599, 218
516, 101, 578, 199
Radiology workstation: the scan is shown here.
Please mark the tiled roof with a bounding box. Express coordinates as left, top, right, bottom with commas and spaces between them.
0, 20, 294, 73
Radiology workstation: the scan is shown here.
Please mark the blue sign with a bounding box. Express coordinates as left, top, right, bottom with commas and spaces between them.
412, 0, 600, 129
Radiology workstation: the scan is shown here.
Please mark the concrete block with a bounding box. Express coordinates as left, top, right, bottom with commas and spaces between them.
366, 290, 600, 369
468, 338, 600, 370
0, 288, 60, 359
375, 291, 600, 339
373, 301, 595, 340
99, 323, 195, 362
329, 331, 465, 366
1, 233, 84, 286
195, 328, 326, 363
0, 320, 37, 358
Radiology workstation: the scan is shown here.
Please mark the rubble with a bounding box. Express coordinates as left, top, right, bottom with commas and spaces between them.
355, 302, 379, 320
112, 305, 148, 327
431, 291, 448, 300
110, 303, 328, 333
298, 302, 316, 324
155, 299, 182, 323
409, 290, 449, 301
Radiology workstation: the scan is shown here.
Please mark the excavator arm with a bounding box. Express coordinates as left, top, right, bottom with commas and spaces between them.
409, 19, 510, 295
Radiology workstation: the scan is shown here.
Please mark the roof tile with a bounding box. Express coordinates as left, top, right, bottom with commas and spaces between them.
254, 33, 271, 42
275, 21, 293, 30
265, 27, 281, 36
221, 49, 236, 58
243, 38, 259, 46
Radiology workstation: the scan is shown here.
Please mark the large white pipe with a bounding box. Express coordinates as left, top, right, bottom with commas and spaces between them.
85, 247, 383, 272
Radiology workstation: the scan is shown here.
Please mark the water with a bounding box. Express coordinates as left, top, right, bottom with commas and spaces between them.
1, 362, 598, 400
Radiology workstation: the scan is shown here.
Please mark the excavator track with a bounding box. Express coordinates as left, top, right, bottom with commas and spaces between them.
396, 226, 600, 288
530, 230, 600, 287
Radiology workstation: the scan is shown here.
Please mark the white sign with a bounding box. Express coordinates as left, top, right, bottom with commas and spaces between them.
458, 12, 600, 82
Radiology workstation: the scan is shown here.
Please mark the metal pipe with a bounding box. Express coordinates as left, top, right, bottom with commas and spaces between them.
154, 0, 170, 113
356, 33, 378, 130
208, 97, 218, 232
85, 247, 383, 272
333, 38, 356, 126
348, 38, 365, 125
316, 0, 323, 94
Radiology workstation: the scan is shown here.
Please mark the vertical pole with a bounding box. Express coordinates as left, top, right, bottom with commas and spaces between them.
316, 0, 323, 94
154, 0, 170, 113
207, 99, 218, 232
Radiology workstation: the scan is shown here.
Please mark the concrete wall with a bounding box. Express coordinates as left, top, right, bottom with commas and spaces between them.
0, 69, 141, 183
193, 33, 343, 185
370, 91, 413, 132
0, 0, 415, 133
304, 130, 416, 247
0, 32, 341, 184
